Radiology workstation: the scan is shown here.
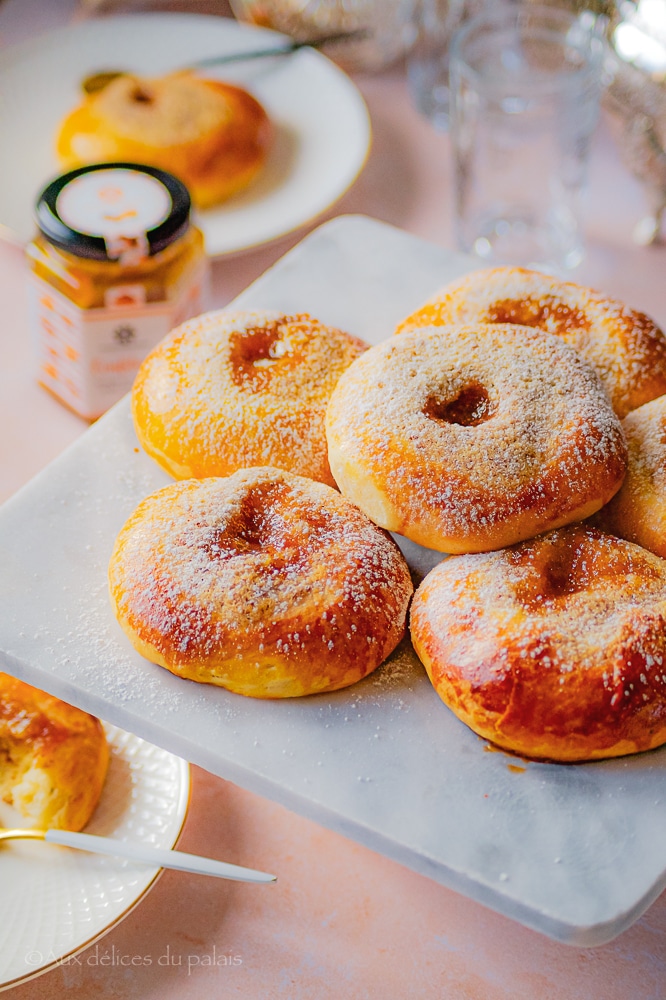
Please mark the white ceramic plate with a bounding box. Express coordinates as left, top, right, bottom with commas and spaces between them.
0, 724, 190, 992
0, 13, 371, 257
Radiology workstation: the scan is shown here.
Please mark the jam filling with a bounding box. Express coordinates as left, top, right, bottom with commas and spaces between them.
424, 382, 496, 427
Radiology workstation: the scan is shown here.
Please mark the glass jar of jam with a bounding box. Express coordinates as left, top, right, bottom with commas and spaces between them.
26, 162, 209, 421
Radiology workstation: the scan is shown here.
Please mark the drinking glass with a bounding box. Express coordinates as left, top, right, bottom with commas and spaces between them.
406, 0, 483, 131
450, 4, 607, 273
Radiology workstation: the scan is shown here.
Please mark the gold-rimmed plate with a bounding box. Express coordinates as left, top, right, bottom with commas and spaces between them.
0, 724, 190, 992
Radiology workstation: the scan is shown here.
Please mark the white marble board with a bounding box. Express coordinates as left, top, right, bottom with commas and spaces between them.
1, 215, 665, 947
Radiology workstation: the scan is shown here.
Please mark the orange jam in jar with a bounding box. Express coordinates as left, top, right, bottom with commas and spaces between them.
26, 162, 209, 420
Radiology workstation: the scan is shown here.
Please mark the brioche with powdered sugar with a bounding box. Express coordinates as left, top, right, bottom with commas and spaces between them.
325, 323, 627, 554
132, 309, 367, 487
108, 468, 413, 698
397, 266, 666, 418
410, 525, 666, 762
596, 394, 666, 557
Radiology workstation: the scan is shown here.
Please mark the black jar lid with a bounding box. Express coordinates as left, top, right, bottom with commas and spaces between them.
35, 163, 192, 262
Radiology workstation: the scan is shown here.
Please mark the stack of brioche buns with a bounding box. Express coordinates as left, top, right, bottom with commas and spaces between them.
109, 266, 666, 762
111, 311, 413, 700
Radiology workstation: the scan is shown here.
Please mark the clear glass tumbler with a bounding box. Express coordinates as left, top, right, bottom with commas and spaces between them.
450, 4, 606, 273
406, 0, 483, 131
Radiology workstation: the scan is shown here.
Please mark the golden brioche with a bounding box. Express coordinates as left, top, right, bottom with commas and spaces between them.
325, 323, 627, 554
0, 673, 109, 830
396, 267, 666, 418
56, 71, 273, 208
132, 309, 367, 487
108, 468, 413, 698
596, 394, 666, 557
410, 525, 666, 762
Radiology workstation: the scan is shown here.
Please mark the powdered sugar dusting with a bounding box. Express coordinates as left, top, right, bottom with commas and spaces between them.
132, 309, 367, 487
410, 525, 666, 758
396, 266, 666, 419
596, 394, 666, 556
326, 323, 627, 552
108, 468, 413, 694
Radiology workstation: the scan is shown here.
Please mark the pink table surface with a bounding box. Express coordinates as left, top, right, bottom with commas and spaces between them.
2, 3, 666, 998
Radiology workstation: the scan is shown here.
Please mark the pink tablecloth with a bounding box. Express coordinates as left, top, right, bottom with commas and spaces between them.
2, 4, 666, 997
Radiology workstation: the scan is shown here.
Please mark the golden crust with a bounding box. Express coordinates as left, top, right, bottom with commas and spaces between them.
108, 468, 413, 698
132, 309, 367, 487
56, 71, 273, 208
396, 267, 666, 419
0, 673, 109, 830
325, 324, 627, 554
410, 526, 666, 762
596, 394, 666, 557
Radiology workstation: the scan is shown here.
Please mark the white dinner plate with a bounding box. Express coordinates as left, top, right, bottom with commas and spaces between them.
0, 13, 371, 257
0, 724, 190, 992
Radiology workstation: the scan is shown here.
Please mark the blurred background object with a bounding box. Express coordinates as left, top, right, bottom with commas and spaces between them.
79, 0, 236, 12
450, 3, 607, 272
603, 0, 666, 244
228, 0, 413, 71
404, 0, 666, 245
78, 0, 413, 70
526, 0, 666, 245
38, 0, 666, 244
406, 0, 484, 131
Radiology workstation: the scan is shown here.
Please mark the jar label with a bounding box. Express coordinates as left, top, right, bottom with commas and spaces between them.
29, 261, 208, 421
56, 168, 172, 241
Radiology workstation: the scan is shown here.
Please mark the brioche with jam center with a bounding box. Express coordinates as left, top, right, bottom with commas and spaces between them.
108, 468, 413, 698
325, 323, 627, 553
132, 309, 367, 487
396, 266, 666, 419
410, 525, 666, 762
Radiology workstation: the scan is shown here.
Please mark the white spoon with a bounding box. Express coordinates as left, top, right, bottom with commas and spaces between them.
0, 826, 276, 884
